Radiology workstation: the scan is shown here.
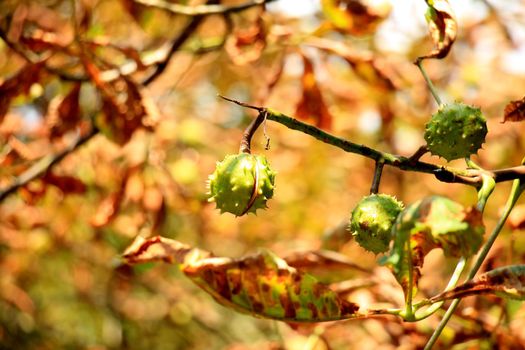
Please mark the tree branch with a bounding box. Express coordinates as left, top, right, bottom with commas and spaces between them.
220, 97, 525, 186
0, 128, 98, 202
134, 0, 276, 16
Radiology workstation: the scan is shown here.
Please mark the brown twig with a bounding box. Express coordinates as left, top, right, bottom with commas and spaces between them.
239, 110, 267, 154
370, 159, 385, 194
134, 0, 276, 16
219, 96, 525, 186
141, 2, 211, 86
0, 128, 98, 202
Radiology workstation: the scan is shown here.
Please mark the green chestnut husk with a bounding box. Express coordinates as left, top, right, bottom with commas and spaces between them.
424, 103, 488, 162
349, 194, 404, 254
207, 153, 276, 216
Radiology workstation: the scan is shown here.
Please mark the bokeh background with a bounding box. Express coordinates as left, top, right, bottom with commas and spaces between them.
2, 0, 525, 348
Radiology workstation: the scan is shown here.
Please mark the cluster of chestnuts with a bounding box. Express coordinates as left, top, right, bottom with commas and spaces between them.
207, 102, 488, 255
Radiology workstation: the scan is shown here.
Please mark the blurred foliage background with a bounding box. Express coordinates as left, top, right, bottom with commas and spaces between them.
1, 0, 525, 349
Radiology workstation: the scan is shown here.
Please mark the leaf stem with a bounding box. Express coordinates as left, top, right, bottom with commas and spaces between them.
423, 179, 525, 349
370, 159, 385, 194
239, 110, 267, 154
415, 58, 443, 106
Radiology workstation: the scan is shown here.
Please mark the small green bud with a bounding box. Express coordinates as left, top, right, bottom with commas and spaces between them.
207, 153, 276, 216
424, 103, 488, 161
349, 194, 404, 254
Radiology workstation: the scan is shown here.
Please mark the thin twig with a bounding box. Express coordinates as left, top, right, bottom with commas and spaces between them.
0, 128, 98, 202
408, 145, 429, 164
218, 95, 264, 112
142, 0, 214, 86
219, 96, 525, 186
134, 0, 275, 16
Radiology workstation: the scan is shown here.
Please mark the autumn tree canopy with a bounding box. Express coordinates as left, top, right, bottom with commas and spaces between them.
1, 0, 525, 349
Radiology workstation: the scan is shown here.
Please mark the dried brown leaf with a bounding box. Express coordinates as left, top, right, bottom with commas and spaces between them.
295, 54, 333, 130
431, 265, 525, 302
0, 63, 45, 123
47, 83, 82, 139
7, 2, 73, 48
307, 38, 397, 91
225, 18, 266, 65
502, 95, 525, 123
122, 236, 362, 322
284, 250, 369, 273
90, 169, 129, 228
43, 172, 86, 195
83, 58, 149, 144
321, 0, 392, 36
419, 0, 457, 60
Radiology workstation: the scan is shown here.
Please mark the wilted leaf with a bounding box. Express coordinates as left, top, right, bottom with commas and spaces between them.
120, 0, 146, 23
307, 38, 397, 91
90, 170, 129, 228
225, 18, 266, 65
381, 196, 484, 301
421, 198, 484, 258
418, 0, 457, 60
47, 83, 82, 139
283, 250, 369, 273
321, 0, 392, 36
430, 265, 525, 302
7, 2, 73, 48
90, 192, 122, 228
83, 58, 150, 145
295, 54, 333, 130
0, 63, 45, 123
122, 236, 364, 322
43, 172, 87, 195
502, 95, 525, 123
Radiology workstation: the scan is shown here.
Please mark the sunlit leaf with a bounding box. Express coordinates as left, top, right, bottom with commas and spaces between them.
502, 95, 525, 123
47, 83, 82, 139
321, 0, 392, 36
7, 2, 74, 49
43, 172, 87, 195
0, 62, 45, 123
381, 196, 484, 301
430, 265, 525, 302
225, 18, 266, 65
295, 54, 333, 130
122, 236, 364, 322
418, 0, 457, 60
83, 58, 150, 145
307, 38, 397, 91
90, 170, 129, 228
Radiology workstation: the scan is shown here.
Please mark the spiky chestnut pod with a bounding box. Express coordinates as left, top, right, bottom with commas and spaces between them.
424, 103, 488, 161
349, 194, 404, 254
207, 153, 276, 216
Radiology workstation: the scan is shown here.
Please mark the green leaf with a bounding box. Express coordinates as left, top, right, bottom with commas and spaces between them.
430, 265, 525, 302
381, 196, 484, 301
122, 236, 364, 322
380, 199, 436, 302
